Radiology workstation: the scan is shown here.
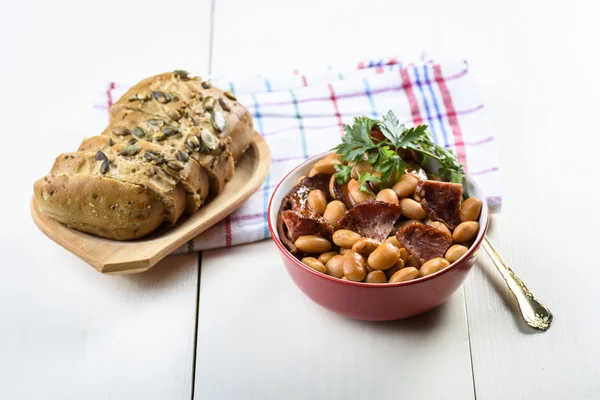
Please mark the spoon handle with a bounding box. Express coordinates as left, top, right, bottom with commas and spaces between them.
481, 237, 553, 331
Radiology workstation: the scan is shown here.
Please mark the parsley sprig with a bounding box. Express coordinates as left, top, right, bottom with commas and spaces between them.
332, 110, 465, 192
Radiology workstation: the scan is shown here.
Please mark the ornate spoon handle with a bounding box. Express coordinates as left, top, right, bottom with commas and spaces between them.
482, 237, 553, 331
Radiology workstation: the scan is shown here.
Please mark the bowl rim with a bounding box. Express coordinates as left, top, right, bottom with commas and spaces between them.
267, 151, 490, 288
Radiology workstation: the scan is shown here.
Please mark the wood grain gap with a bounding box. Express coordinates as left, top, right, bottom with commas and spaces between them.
207, 0, 216, 74
190, 252, 202, 400
463, 284, 478, 400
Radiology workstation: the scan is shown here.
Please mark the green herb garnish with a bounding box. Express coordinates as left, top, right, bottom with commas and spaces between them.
332, 110, 465, 191
333, 163, 353, 185
358, 173, 382, 193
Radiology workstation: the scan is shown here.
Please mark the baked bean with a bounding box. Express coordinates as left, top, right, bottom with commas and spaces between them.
333, 229, 362, 248
398, 248, 409, 263
348, 179, 375, 203
295, 175, 306, 185
419, 257, 450, 277
395, 257, 405, 269
460, 197, 482, 222
342, 251, 367, 282
295, 235, 332, 253
429, 221, 451, 237
385, 236, 402, 248
325, 255, 345, 278
323, 200, 347, 229
445, 244, 469, 263
341, 276, 349, 280
385, 256, 406, 279
313, 158, 342, 175
339, 248, 352, 255
301, 257, 327, 273
365, 270, 387, 283
318, 251, 338, 265
376, 188, 399, 204
365, 264, 375, 273
400, 198, 427, 219
308, 168, 319, 177
385, 263, 401, 279
397, 219, 424, 229
307, 190, 327, 215
328, 175, 337, 199
352, 237, 380, 256
452, 221, 480, 243
389, 267, 419, 283
324, 152, 342, 162
392, 173, 419, 198
406, 255, 420, 269
413, 185, 425, 202
350, 161, 374, 180
367, 242, 401, 270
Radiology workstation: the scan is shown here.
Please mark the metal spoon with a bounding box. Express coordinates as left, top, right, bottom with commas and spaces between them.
482, 237, 553, 331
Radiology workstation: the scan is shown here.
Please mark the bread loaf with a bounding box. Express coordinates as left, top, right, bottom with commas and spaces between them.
101, 108, 234, 194
78, 136, 210, 213
34, 174, 165, 240
111, 72, 254, 161
34, 71, 254, 240
50, 151, 187, 224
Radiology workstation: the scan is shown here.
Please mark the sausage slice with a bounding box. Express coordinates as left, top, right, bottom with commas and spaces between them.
339, 200, 403, 242
417, 180, 463, 229
396, 223, 453, 265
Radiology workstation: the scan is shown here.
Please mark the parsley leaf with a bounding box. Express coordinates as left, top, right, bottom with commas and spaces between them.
332, 116, 378, 164
358, 173, 381, 193
379, 110, 405, 148
378, 154, 406, 187
407, 134, 465, 183
333, 163, 353, 184
398, 125, 428, 148
332, 110, 465, 188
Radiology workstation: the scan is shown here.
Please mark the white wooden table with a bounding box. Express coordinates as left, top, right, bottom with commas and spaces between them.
2, 0, 599, 398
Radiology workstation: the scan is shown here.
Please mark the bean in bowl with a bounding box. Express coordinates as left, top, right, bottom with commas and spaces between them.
276, 111, 483, 284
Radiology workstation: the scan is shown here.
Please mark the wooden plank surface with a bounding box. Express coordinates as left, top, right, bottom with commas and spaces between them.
457, 1, 600, 398
196, 241, 475, 400
209, 0, 600, 399
0, 253, 199, 399
202, 4, 476, 398
3, 0, 600, 398
0, 0, 211, 398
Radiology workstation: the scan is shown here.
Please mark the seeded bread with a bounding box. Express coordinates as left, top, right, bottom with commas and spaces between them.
101, 108, 234, 194
33, 71, 255, 240
78, 136, 210, 213
110, 72, 254, 162
34, 174, 165, 240
50, 151, 186, 225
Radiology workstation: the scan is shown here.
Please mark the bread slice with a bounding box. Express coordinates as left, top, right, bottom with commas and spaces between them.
33, 71, 257, 241
78, 136, 209, 213
34, 174, 164, 240
49, 151, 186, 225
110, 72, 254, 162
101, 108, 234, 194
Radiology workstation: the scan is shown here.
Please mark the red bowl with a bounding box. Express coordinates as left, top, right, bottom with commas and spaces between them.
268, 152, 489, 321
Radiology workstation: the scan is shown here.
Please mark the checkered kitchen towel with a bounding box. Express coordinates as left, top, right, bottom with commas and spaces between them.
91, 58, 501, 253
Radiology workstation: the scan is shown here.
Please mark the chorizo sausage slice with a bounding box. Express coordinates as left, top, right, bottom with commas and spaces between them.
339, 200, 403, 242
396, 223, 453, 265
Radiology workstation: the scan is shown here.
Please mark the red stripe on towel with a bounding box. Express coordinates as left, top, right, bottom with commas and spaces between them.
328, 83, 344, 136
106, 82, 115, 121
433, 64, 467, 170
399, 69, 423, 125
224, 216, 232, 247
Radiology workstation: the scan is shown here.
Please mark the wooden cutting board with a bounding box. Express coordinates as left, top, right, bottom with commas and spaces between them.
31, 134, 271, 275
